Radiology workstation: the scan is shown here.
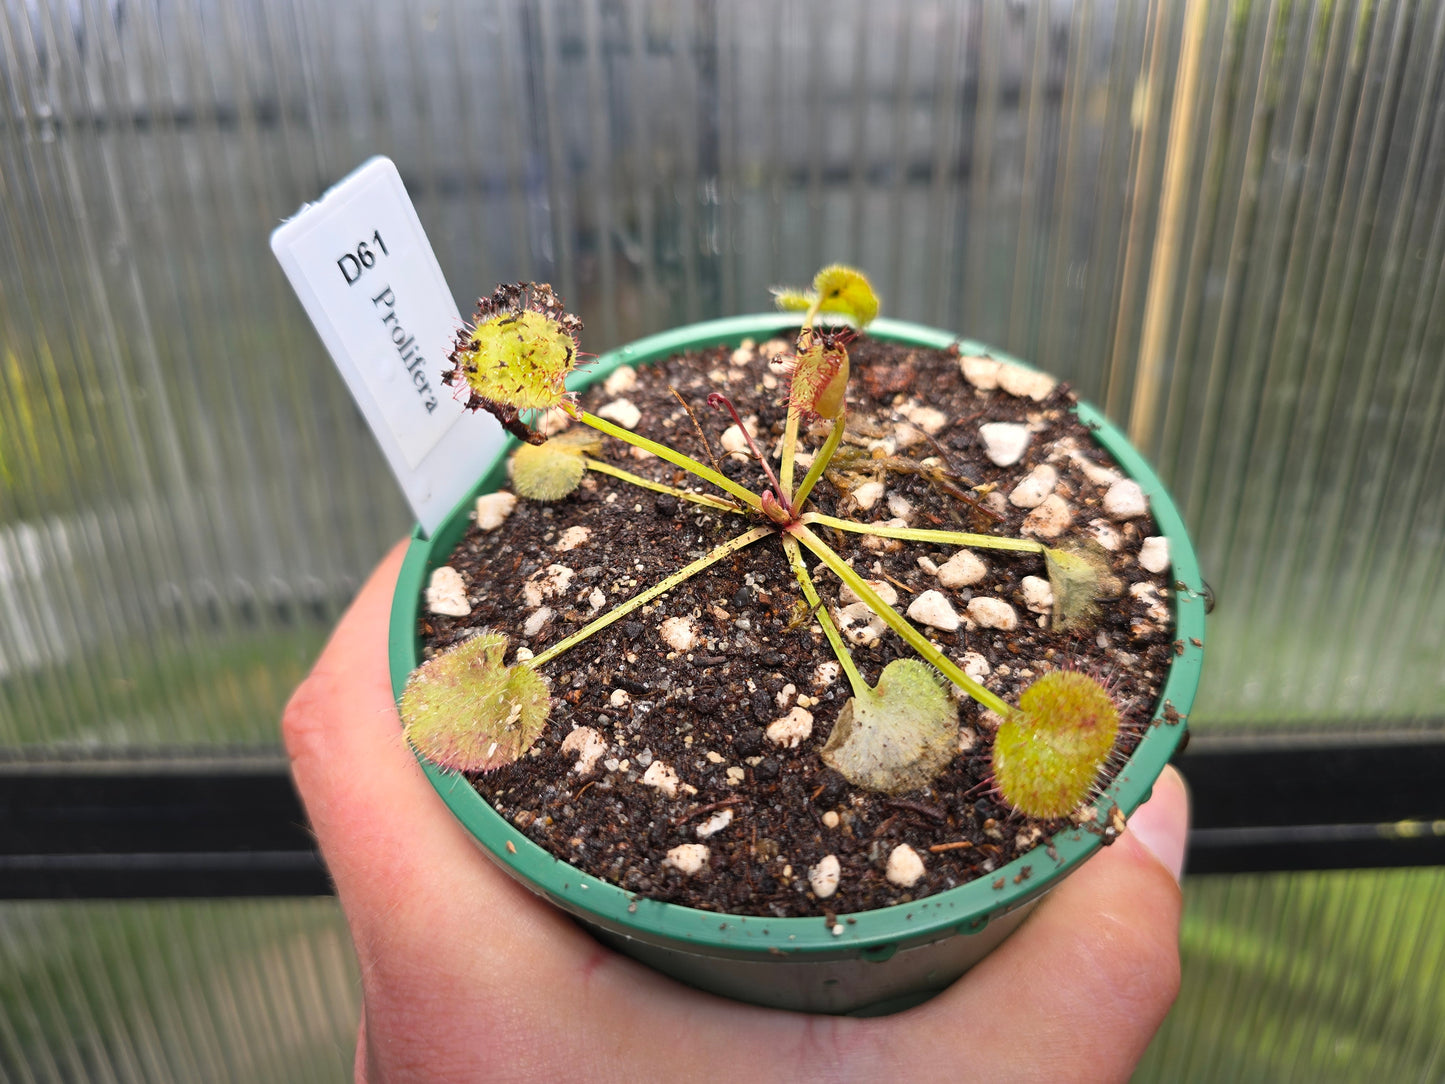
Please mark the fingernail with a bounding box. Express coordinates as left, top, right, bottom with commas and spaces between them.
1128, 770, 1189, 883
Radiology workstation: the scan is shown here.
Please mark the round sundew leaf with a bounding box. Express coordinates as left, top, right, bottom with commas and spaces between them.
992, 669, 1121, 818
508, 429, 601, 501
459, 309, 578, 411
811, 265, 879, 328
770, 288, 814, 312
821, 659, 958, 795
1043, 540, 1123, 632
401, 631, 551, 773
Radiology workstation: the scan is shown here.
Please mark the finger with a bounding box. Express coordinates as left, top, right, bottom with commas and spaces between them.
873, 766, 1189, 1084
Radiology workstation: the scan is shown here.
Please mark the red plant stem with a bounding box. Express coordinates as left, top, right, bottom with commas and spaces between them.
707, 392, 794, 518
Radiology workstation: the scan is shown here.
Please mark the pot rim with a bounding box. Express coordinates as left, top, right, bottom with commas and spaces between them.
388, 313, 1204, 958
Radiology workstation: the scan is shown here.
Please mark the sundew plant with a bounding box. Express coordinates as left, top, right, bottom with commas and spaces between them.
400, 269, 1126, 819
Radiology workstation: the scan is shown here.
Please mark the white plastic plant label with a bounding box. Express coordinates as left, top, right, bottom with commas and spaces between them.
270, 156, 501, 536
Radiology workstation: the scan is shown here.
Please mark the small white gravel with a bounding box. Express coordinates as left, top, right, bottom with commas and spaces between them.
809, 855, 842, 899
609, 688, 632, 709
1021, 575, 1054, 615
659, 615, 698, 652
886, 844, 926, 888
1009, 464, 1059, 509
425, 566, 471, 617
643, 760, 681, 798
821, 810, 841, 829
555, 526, 591, 552
560, 727, 608, 775
961, 651, 991, 680
967, 596, 1018, 630
936, 549, 987, 587
907, 590, 960, 631
1104, 478, 1149, 519
597, 398, 642, 429
903, 404, 949, 435
839, 578, 899, 608
766, 707, 814, 749
960, 355, 1001, 389
851, 480, 886, 511
523, 564, 575, 608
1089, 518, 1123, 551
474, 491, 517, 530
664, 843, 709, 875
814, 660, 841, 688
720, 424, 750, 457
1138, 536, 1171, 574
522, 607, 552, 638
996, 362, 1057, 401
588, 587, 606, 611
602, 366, 638, 395
1022, 494, 1073, 539
979, 422, 1031, 466
695, 809, 734, 839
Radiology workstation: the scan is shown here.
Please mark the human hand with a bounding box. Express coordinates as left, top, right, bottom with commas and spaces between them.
284, 541, 1189, 1083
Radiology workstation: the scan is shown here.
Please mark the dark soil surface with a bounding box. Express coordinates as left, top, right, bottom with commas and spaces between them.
416, 333, 1178, 918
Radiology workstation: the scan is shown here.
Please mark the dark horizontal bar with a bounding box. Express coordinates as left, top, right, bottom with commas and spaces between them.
0, 852, 332, 900
0, 735, 1441, 898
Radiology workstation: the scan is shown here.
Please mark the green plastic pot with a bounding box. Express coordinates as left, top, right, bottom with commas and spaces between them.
388, 314, 1205, 1016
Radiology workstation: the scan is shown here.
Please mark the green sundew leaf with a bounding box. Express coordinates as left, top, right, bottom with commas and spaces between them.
771, 288, 815, 312
992, 670, 1120, 818
401, 631, 551, 773
1043, 540, 1122, 631
820, 659, 958, 795
509, 429, 602, 501
811, 265, 879, 327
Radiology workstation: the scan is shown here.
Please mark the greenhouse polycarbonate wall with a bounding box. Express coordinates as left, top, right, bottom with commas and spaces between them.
1, 1, 1442, 1080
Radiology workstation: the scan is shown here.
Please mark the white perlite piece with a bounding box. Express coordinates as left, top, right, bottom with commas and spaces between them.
523, 564, 575, 608
839, 578, 899, 608
659, 615, 698, 653
904, 404, 948, 435
474, 491, 517, 530
1104, 478, 1149, 519
695, 809, 734, 839
814, 660, 841, 688
560, 727, 608, 775
886, 844, 926, 888
555, 526, 592, 552
609, 688, 632, 709
936, 549, 988, 587
1089, 518, 1123, 551
425, 566, 471, 616
767, 707, 814, 749
961, 650, 991, 680
522, 607, 553, 638
810, 855, 841, 899
907, 590, 960, 631
1021, 575, 1054, 615
602, 366, 638, 395
643, 760, 681, 798
719, 424, 750, 457
850, 480, 885, 511
664, 844, 709, 876
967, 596, 1018, 630
960, 355, 1001, 389
1138, 536, 1171, 574
1022, 494, 1073, 539
588, 587, 606, 611
996, 361, 1057, 401
979, 422, 1031, 467
1009, 464, 1059, 509
838, 602, 885, 647
597, 398, 642, 429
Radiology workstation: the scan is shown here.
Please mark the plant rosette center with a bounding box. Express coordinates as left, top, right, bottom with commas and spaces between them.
404, 327, 1189, 919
